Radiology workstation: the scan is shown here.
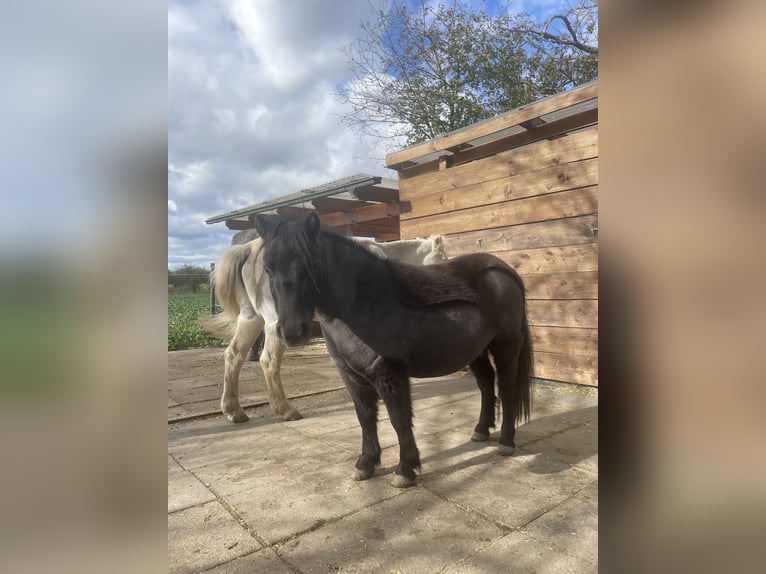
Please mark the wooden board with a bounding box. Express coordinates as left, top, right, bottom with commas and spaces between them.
319, 202, 400, 228
522, 271, 598, 300
398, 127, 598, 199
313, 196, 376, 212
401, 185, 598, 237
533, 351, 598, 386
526, 299, 598, 328
441, 214, 598, 257
450, 107, 599, 168
495, 243, 598, 275
400, 158, 598, 221
386, 82, 598, 167
353, 186, 400, 203
336, 218, 400, 239
529, 326, 598, 356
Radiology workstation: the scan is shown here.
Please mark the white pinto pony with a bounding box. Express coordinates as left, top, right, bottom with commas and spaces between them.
205, 234, 447, 423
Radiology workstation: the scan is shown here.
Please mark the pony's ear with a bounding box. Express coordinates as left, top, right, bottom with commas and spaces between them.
253, 215, 273, 240
305, 211, 320, 240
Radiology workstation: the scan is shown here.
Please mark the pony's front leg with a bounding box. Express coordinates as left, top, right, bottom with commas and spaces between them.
222, 311, 263, 423
259, 322, 302, 421
369, 357, 420, 488
340, 369, 381, 481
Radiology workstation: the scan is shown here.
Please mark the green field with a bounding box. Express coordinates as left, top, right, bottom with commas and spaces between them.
168, 293, 225, 351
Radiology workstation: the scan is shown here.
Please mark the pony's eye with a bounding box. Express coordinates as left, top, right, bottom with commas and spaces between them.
264, 266, 272, 275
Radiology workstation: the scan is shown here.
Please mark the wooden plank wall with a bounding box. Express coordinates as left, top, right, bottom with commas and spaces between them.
391, 85, 598, 387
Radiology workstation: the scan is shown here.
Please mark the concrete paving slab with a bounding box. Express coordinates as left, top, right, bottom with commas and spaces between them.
188, 433, 355, 498
519, 419, 598, 476
168, 348, 598, 573
442, 529, 598, 574
524, 480, 598, 564
168, 455, 216, 513
424, 453, 593, 530
275, 488, 505, 573
443, 478, 598, 573
168, 500, 262, 574
170, 416, 311, 471
204, 548, 296, 573
517, 388, 598, 447
222, 458, 407, 545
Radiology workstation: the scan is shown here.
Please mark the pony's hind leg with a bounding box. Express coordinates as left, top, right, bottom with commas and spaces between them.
222, 310, 264, 423
259, 322, 302, 421
469, 351, 496, 442
490, 335, 524, 455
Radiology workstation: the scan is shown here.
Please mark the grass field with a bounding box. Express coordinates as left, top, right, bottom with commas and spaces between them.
168, 292, 225, 351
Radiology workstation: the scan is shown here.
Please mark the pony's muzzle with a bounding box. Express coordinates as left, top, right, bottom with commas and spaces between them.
277, 322, 310, 346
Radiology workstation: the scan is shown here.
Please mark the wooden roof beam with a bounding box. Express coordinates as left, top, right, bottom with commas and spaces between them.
353, 185, 399, 203
319, 202, 400, 228
276, 205, 315, 217
312, 196, 375, 212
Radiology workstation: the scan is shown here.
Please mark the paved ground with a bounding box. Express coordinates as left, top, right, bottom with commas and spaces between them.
168, 344, 598, 573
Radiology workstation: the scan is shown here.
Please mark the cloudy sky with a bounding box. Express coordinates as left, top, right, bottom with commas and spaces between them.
168, 0, 564, 269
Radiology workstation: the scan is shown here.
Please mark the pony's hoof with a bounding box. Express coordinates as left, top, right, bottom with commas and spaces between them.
353, 468, 374, 481
497, 444, 515, 456
471, 431, 490, 442
282, 409, 303, 421
391, 474, 417, 488
226, 410, 249, 423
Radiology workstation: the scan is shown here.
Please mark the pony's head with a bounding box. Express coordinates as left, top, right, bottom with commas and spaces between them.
254, 212, 322, 346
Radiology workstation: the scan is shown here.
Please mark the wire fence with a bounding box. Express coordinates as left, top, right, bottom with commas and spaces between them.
167, 273, 211, 294
168, 264, 218, 315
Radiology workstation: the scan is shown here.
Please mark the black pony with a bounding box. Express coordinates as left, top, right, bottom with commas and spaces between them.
254, 213, 533, 487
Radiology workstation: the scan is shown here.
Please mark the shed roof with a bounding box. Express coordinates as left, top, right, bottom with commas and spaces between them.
386, 80, 598, 172
206, 173, 401, 242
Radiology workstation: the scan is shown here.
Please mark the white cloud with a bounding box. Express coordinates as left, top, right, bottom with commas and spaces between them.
167, 0, 597, 269
168, 0, 394, 268
168, 161, 214, 198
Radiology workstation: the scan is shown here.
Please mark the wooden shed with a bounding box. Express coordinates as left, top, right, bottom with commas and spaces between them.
385, 81, 598, 387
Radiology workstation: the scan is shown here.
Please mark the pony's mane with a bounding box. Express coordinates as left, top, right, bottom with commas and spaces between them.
318, 226, 478, 308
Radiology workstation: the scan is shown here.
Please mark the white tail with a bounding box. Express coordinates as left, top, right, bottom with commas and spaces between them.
199, 242, 253, 341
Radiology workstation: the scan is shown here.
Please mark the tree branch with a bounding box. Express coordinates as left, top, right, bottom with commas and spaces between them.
538, 14, 598, 54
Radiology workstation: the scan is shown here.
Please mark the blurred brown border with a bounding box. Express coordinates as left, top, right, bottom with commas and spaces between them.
601, 0, 766, 570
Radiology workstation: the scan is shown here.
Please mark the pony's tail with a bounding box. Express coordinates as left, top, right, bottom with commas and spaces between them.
198, 243, 251, 341
515, 308, 534, 425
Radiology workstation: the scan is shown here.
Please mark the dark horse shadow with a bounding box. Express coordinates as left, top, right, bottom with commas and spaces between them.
517, 405, 598, 474
417, 405, 598, 479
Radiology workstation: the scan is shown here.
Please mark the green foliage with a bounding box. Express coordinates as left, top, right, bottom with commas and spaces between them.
168, 264, 211, 294
340, 0, 598, 146
168, 293, 224, 351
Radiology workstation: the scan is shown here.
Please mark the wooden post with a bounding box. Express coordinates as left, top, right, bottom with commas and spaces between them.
209, 262, 215, 315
